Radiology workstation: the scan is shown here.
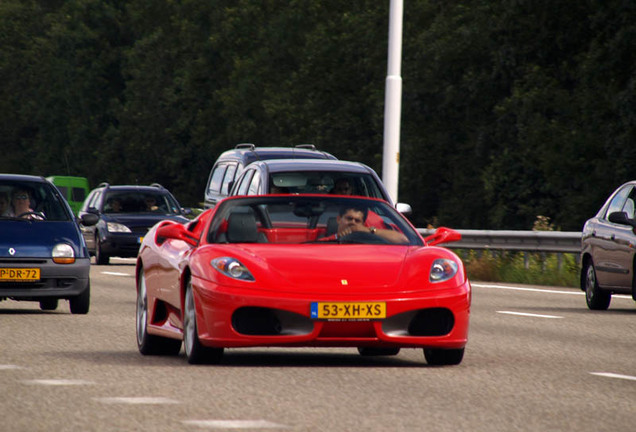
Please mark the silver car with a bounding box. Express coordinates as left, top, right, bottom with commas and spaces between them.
580, 180, 636, 310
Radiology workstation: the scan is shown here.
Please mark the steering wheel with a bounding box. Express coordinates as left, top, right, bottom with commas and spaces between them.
17, 211, 46, 220
338, 230, 391, 244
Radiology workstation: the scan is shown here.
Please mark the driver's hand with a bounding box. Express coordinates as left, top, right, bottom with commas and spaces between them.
338, 224, 367, 237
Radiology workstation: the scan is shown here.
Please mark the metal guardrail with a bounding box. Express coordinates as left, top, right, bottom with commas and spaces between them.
417, 229, 582, 254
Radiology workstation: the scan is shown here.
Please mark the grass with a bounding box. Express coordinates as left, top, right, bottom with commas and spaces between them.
453, 249, 580, 288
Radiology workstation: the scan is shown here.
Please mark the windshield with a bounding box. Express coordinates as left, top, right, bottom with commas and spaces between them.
103, 191, 181, 215
207, 196, 422, 246
0, 179, 72, 221
269, 171, 385, 199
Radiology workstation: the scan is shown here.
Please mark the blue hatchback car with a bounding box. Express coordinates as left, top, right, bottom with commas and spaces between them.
0, 174, 98, 313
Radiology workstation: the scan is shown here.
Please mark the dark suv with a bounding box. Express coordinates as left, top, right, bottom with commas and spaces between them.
204, 143, 336, 208
79, 183, 188, 264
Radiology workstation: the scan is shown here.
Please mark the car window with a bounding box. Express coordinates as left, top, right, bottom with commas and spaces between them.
71, 187, 86, 202
623, 188, 636, 220
56, 185, 69, 198
0, 180, 72, 221
236, 170, 255, 196
268, 171, 386, 199
605, 186, 633, 219
207, 196, 421, 245
207, 164, 227, 194
247, 170, 262, 195
85, 190, 101, 210
103, 191, 181, 214
220, 164, 238, 195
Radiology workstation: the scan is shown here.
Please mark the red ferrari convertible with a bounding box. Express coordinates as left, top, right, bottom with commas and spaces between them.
135, 195, 471, 365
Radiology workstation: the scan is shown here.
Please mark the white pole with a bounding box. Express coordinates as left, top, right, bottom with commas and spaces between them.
382, 0, 403, 204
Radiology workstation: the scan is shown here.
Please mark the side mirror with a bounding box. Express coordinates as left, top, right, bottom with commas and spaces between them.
396, 202, 412, 216
424, 227, 461, 246
608, 211, 636, 227
79, 213, 99, 226
156, 221, 198, 246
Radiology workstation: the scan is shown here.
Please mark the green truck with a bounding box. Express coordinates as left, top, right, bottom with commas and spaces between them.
46, 176, 89, 215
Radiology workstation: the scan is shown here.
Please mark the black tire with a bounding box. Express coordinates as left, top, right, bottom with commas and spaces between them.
357, 347, 400, 356
583, 261, 611, 310
136, 268, 181, 355
183, 279, 223, 364
95, 235, 110, 265
424, 348, 465, 366
39, 299, 58, 311
69, 282, 90, 314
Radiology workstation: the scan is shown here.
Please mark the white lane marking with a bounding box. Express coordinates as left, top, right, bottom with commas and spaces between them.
182, 420, 288, 429
472, 283, 633, 299
0, 364, 22, 370
472, 283, 582, 295
96, 397, 180, 405
24, 379, 94, 386
101, 271, 132, 277
590, 372, 636, 382
497, 311, 563, 319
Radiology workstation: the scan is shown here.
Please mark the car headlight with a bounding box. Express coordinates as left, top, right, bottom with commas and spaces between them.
106, 222, 132, 233
429, 258, 459, 283
211, 257, 254, 281
52, 243, 75, 264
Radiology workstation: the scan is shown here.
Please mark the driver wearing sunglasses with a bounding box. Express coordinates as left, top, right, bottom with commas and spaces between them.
9, 188, 39, 219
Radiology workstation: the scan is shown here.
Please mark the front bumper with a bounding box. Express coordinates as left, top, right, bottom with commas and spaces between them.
0, 258, 90, 300
190, 277, 471, 350
99, 233, 144, 258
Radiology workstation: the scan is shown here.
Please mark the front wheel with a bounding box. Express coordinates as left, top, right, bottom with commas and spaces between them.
183, 279, 223, 364
69, 282, 90, 314
136, 268, 181, 355
95, 235, 110, 265
583, 261, 611, 310
424, 348, 464, 366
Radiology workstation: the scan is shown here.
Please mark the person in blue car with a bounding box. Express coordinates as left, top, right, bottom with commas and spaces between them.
9, 187, 43, 220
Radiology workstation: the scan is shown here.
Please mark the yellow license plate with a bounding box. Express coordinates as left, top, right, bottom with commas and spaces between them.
311, 302, 386, 320
0, 268, 41, 282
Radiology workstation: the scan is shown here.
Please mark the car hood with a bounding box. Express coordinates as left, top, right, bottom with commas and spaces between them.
199, 244, 433, 295
0, 220, 82, 258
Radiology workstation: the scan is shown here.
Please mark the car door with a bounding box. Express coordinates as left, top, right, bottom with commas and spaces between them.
592, 185, 636, 290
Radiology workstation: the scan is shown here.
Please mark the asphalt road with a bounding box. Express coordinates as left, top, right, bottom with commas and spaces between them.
1, 259, 635, 431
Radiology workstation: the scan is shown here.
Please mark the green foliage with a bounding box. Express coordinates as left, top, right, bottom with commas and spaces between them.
1, 0, 634, 229
460, 250, 580, 288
